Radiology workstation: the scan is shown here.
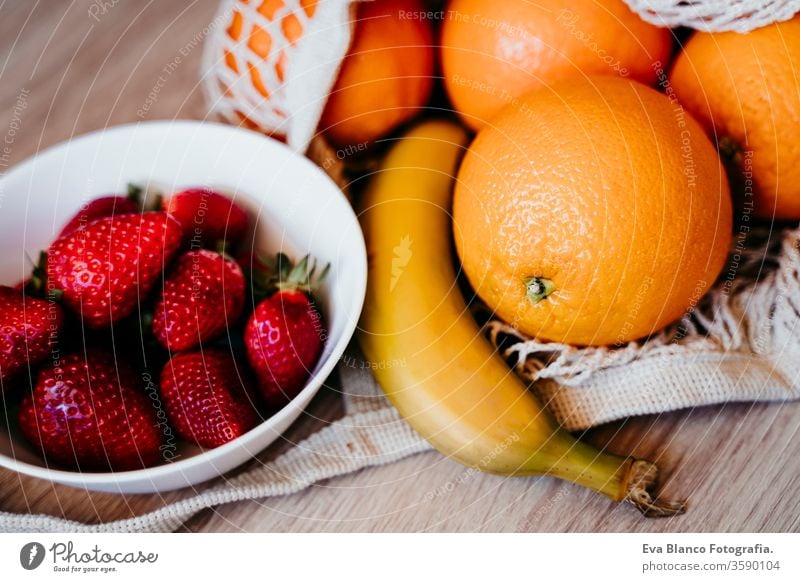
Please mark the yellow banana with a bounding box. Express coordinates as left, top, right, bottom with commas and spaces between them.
357, 119, 684, 516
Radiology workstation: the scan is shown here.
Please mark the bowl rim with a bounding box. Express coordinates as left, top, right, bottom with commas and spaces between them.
0, 119, 367, 486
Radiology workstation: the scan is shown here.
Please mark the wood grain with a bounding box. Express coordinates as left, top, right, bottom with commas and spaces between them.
0, 0, 798, 533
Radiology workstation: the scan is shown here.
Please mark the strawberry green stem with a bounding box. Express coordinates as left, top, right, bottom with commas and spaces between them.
25, 251, 56, 300
249, 252, 330, 301
215, 239, 232, 258
128, 182, 163, 212
126, 183, 143, 204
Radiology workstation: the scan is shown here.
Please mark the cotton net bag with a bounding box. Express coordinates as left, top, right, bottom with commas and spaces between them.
201, 0, 358, 153
201, 0, 800, 432
627, 0, 800, 33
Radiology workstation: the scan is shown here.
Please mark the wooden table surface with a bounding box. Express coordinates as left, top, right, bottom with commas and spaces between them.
1, 0, 798, 533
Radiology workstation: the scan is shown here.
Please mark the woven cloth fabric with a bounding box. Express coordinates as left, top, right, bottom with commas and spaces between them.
624, 0, 800, 32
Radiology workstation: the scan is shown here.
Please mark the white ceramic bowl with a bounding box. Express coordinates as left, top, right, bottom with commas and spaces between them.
0, 120, 366, 493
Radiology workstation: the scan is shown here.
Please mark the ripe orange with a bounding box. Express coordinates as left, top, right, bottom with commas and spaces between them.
670, 17, 800, 220
319, 0, 434, 146
453, 76, 732, 346
440, 0, 674, 130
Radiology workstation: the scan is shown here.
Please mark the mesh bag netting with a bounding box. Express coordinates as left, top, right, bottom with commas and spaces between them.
626, 0, 800, 32
202, 0, 358, 151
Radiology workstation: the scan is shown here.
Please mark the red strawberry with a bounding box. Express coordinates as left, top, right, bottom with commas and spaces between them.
0, 287, 64, 387
46, 212, 183, 328
18, 350, 164, 470
152, 249, 245, 351
160, 349, 258, 448
163, 188, 249, 248
58, 195, 139, 239
244, 255, 328, 407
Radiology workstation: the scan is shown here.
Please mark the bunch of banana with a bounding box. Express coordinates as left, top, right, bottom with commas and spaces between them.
357, 119, 684, 516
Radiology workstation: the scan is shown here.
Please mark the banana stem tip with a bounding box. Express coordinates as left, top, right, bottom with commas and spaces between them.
624, 459, 687, 518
